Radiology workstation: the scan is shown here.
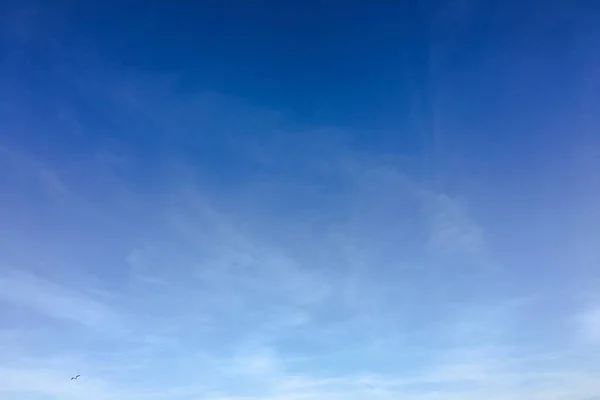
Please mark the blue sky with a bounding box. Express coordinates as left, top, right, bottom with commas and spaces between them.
1, 1, 600, 399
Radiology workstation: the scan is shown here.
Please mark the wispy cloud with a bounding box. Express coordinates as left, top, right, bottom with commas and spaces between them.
0, 146, 70, 200
1, 12, 598, 397
424, 193, 484, 257
0, 268, 118, 329
578, 303, 600, 345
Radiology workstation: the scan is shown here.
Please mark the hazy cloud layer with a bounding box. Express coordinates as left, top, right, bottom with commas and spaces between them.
1, 1, 599, 399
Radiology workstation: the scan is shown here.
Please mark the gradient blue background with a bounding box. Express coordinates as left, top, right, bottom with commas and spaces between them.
1, 1, 600, 399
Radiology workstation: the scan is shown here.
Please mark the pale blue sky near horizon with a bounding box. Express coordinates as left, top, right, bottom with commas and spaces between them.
1, 1, 600, 399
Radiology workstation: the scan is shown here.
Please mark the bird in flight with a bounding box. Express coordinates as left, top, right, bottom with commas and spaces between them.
71, 375, 80, 380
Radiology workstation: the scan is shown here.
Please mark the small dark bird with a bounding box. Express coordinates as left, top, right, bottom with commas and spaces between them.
71, 375, 80, 380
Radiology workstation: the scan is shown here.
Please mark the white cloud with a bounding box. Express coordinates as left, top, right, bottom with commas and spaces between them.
2, 355, 600, 400
0, 268, 118, 329
0, 146, 70, 200
0, 158, 596, 398
423, 193, 484, 257
3, 58, 596, 400
579, 303, 600, 344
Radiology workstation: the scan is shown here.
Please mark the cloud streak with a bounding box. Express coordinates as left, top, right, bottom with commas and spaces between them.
1, 82, 598, 398
0, 269, 118, 329
1, 3, 599, 397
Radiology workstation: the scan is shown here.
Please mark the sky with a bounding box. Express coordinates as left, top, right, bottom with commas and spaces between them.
0, 1, 600, 399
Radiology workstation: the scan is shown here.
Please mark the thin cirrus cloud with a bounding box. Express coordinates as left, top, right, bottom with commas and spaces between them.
1, 2, 600, 399
0, 268, 117, 329
579, 303, 600, 344
1, 89, 598, 399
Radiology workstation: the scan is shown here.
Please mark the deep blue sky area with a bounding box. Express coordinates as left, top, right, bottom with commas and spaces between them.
1, 2, 600, 400
3, 1, 598, 158
65, 1, 427, 120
